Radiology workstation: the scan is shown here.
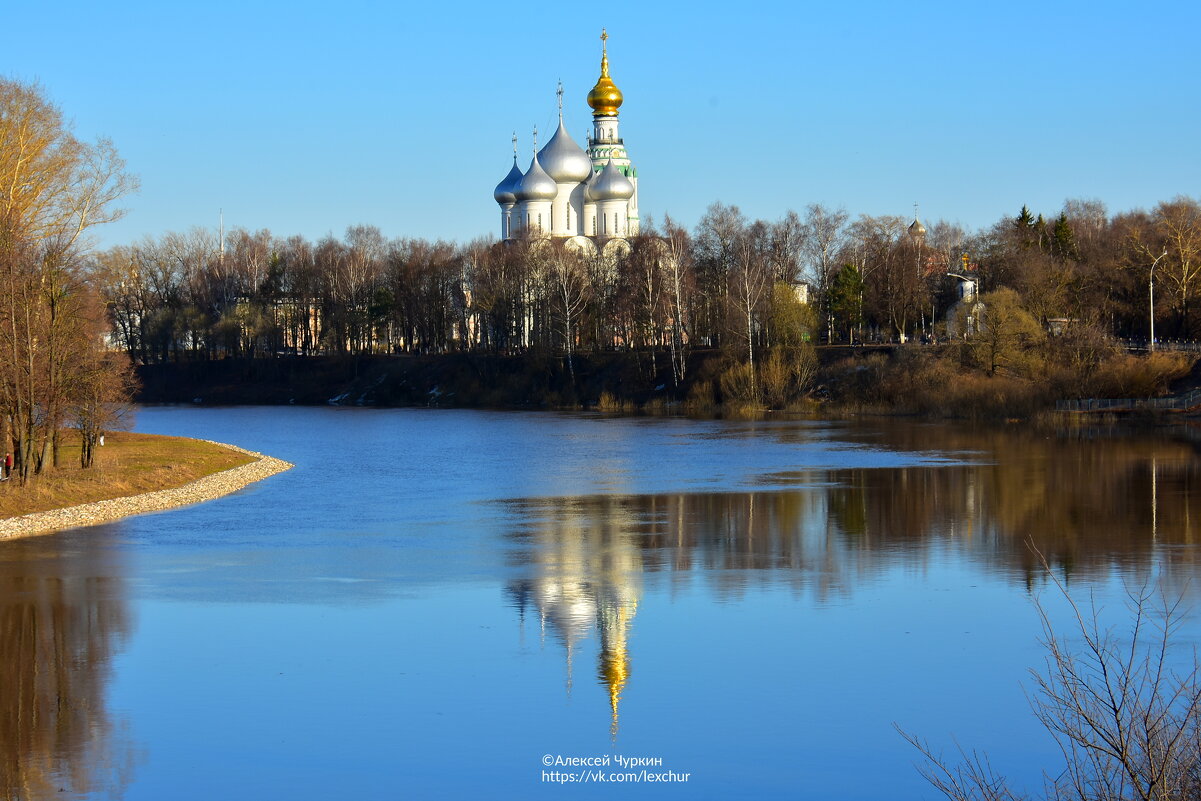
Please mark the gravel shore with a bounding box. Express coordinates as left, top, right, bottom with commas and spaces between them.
0, 441, 294, 540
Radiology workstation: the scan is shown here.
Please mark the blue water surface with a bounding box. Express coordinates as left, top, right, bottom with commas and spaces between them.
2, 407, 1196, 801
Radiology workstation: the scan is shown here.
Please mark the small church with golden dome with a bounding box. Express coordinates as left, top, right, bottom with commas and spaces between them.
493, 30, 640, 246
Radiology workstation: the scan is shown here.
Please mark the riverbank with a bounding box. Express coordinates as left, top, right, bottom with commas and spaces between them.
0, 435, 293, 540
134, 346, 1198, 420
133, 348, 888, 409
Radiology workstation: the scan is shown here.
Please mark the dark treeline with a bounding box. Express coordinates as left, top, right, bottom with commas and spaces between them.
92, 196, 1200, 410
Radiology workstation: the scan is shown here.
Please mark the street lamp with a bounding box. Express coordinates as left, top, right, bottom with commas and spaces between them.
1148, 247, 1168, 352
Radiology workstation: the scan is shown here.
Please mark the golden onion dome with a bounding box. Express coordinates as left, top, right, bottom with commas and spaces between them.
587, 30, 623, 117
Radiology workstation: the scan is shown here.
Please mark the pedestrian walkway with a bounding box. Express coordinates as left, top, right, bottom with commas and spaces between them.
1056, 387, 1201, 414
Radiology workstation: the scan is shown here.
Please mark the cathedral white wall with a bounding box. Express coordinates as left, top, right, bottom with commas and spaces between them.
596, 199, 628, 238
628, 176, 639, 235
524, 200, 552, 235
570, 184, 587, 236
584, 202, 598, 238
512, 203, 524, 238
499, 203, 515, 240
592, 114, 620, 144
503, 184, 635, 240
550, 183, 576, 237
495, 89, 639, 242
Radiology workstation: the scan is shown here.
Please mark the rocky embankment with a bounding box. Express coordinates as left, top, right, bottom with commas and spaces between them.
0, 442, 294, 540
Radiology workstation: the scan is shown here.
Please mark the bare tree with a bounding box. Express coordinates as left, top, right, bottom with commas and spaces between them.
544, 241, 591, 382
843, 214, 905, 342
766, 210, 807, 284
1150, 198, 1201, 337
0, 80, 134, 249
693, 202, 746, 347
1, 79, 135, 481
728, 225, 772, 399
661, 215, 695, 385
620, 233, 671, 375
67, 291, 135, 468
278, 234, 318, 354
902, 571, 1201, 801
801, 204, 848, 341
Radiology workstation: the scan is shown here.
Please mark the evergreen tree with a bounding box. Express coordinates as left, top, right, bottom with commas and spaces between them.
1015, 205, 1036, 230
829, 264, 864, 342
1050, 213, 1078, 262
1014, 205, 1045, 251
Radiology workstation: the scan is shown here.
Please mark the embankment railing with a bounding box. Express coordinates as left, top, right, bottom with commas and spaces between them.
1057, 387, 1201, 413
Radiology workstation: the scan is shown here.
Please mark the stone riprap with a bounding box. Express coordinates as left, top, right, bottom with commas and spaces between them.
0, 441, 294, 540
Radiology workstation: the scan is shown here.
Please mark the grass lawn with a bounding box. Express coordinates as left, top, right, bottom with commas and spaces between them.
0, 431, 255, 518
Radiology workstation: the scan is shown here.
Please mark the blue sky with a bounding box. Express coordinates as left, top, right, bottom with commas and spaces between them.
4, 0, 1198, 249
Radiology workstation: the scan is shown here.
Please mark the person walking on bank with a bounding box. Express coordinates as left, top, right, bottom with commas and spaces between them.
2, 452, 11, 480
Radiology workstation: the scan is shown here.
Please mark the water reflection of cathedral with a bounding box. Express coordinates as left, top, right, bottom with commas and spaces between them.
506, 498, 642, 739
503, 427, 1201, 733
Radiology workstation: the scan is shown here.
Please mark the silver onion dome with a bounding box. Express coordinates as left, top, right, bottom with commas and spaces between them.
538, 119, 592, 183
587, 159, 634, 202
514, 153, 558, 201
494, 159, 523, 205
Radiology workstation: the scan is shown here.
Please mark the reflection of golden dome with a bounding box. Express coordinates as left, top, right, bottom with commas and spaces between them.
600, 648, 630, 738
598, 598, 636, 740
587, 29, 623, 117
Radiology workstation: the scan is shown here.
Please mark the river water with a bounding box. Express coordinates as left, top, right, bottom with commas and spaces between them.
1, 407, 1198, 800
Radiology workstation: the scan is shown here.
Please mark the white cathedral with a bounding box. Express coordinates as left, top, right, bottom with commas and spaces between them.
493, 30, 640, 251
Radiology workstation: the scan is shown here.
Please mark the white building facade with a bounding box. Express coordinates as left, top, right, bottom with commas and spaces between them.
493, 30, 640, 248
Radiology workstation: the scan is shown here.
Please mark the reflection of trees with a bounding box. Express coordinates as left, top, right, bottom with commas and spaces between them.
0, 535, 134, 799
507, 422, 1201, 611
505, 424, 1201, 734
829, 422, 1201, 588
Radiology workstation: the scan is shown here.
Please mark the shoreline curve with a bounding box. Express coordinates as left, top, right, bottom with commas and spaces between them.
0, 440, 294, 541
